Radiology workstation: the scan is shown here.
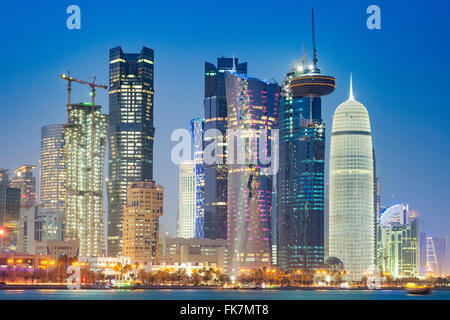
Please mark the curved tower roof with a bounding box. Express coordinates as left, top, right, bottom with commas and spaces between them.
328, 74, 374, 281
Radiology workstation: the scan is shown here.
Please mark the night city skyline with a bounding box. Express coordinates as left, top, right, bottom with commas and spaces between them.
0, 0, 449, 265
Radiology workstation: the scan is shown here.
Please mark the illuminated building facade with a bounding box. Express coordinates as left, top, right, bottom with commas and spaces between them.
17, 206, 63, 254
39, 124, 65, 215
108, 46, 155, 256
122, 181, 163, 264
203, 57, 247, 240
376, 204, 419, 278
0, 185, 20, 250
276, 58, 334, 272
64, 103, 108, 257
225, 71, 278, 277
177, 161, 196, 238
10, 165, 36, 208
190, 118, 205, 239
329, 76, 375, 281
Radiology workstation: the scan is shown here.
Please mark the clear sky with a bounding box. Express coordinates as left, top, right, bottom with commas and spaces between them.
0, 1, 449, 243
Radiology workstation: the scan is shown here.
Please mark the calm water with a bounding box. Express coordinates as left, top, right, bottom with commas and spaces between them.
0, 289, 449, 300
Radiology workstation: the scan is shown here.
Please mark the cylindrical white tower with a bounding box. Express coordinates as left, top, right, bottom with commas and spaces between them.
329, 75, 374, 281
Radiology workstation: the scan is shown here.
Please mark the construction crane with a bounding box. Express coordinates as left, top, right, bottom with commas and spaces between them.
60, 72, 107, 255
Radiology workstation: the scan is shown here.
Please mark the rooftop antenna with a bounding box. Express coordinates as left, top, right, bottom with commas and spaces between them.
349, 73, 354, 100
232, 43, 237, 72
312, 8, 318, 68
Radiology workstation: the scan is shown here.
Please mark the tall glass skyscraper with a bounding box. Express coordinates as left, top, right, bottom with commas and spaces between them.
177, 161, 196, 239
329, 76, 375, 281
108, 46, 155, 256
40, 124, 65, 214
64, 103, 108, 257
225, 70, 278, 277
203, 57, 247, 240
190, 118, 205, 239
276, 56, 335, 272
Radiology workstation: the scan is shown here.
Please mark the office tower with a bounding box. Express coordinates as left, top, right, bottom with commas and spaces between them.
277, 36, 335, 271
203, 57, 247, 240
329, 75, 375, 281
0, 185, 20, 250
190, 118, 205, 239
434, 237, 447, 277
377, 204, 419, 278
122, 181, 163, 264
177, 161, 196, 238
10, 165, 36, 208
108, 46, 155, 256
64, 102, 108, 257
225, 70, 278, 277
0, 169, 9, 186
40, 124, 65, 215
17, 206, 63, 254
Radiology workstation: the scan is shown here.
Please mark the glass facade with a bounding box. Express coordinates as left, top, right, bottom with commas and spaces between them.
177, 161, 196, 239
276, 65, 330, 272
107, 46, 155, 256
39, 124, 65, 216
225, 71, 278, 277
0, 185, 20, 250
203, 57, 247, 240
64, 103, 108, 257
329, 90, 375, 281
190, 118, 205, 239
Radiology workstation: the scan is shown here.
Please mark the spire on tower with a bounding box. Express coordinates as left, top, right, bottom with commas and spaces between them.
312, 8, 318, 68
349, 73, 354, 100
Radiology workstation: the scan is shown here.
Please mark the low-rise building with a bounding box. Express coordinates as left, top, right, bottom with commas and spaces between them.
34, 240, 79, 260
158, 237, 226, 270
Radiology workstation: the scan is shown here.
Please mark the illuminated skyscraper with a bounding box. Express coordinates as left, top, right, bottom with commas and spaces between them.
10, 165, 36, 208
203, 57, 247, 240
177, 161, 196, 239
39, 124, 65, 214
190, 118, 205, 239
329, 75, 375, 281
225, 70, 278, 277
0, 184, 20, 250
276, 47, 335, 272
64, 103, 108, 257
108, 46, 155, 256
376, 204, 419, 278
123, 181, 163, 264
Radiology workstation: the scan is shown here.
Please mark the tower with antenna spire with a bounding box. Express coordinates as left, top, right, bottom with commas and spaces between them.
277, 9, 335, 273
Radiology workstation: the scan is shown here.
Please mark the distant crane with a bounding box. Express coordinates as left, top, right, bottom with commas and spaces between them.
60, 73, 107, 254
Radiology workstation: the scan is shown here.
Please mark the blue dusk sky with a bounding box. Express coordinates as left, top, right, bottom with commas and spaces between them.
0, 1, 449, 242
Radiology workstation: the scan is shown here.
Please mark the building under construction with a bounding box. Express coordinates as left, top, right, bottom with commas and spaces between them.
61, 74, 108, 257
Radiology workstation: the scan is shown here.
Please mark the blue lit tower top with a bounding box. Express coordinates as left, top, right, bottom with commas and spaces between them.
283, 9, 335, 117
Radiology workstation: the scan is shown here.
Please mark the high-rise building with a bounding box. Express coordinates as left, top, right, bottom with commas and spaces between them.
108, 46, 155, 256
190, 118, 205, 239
177, 161, 196, 239
276, 43, 335, 271
376, 204, 419, 278
122, 181, 163, 264
329, 75, 375, 281
39, 124, 65, 214
203, 57, 247, 240
0, 169, 9, 186
17, 206, 63, 254
225, 70, 278, 277
64, 103, 108, 257
10, 165, 36, 208
0, 185, 20, 250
